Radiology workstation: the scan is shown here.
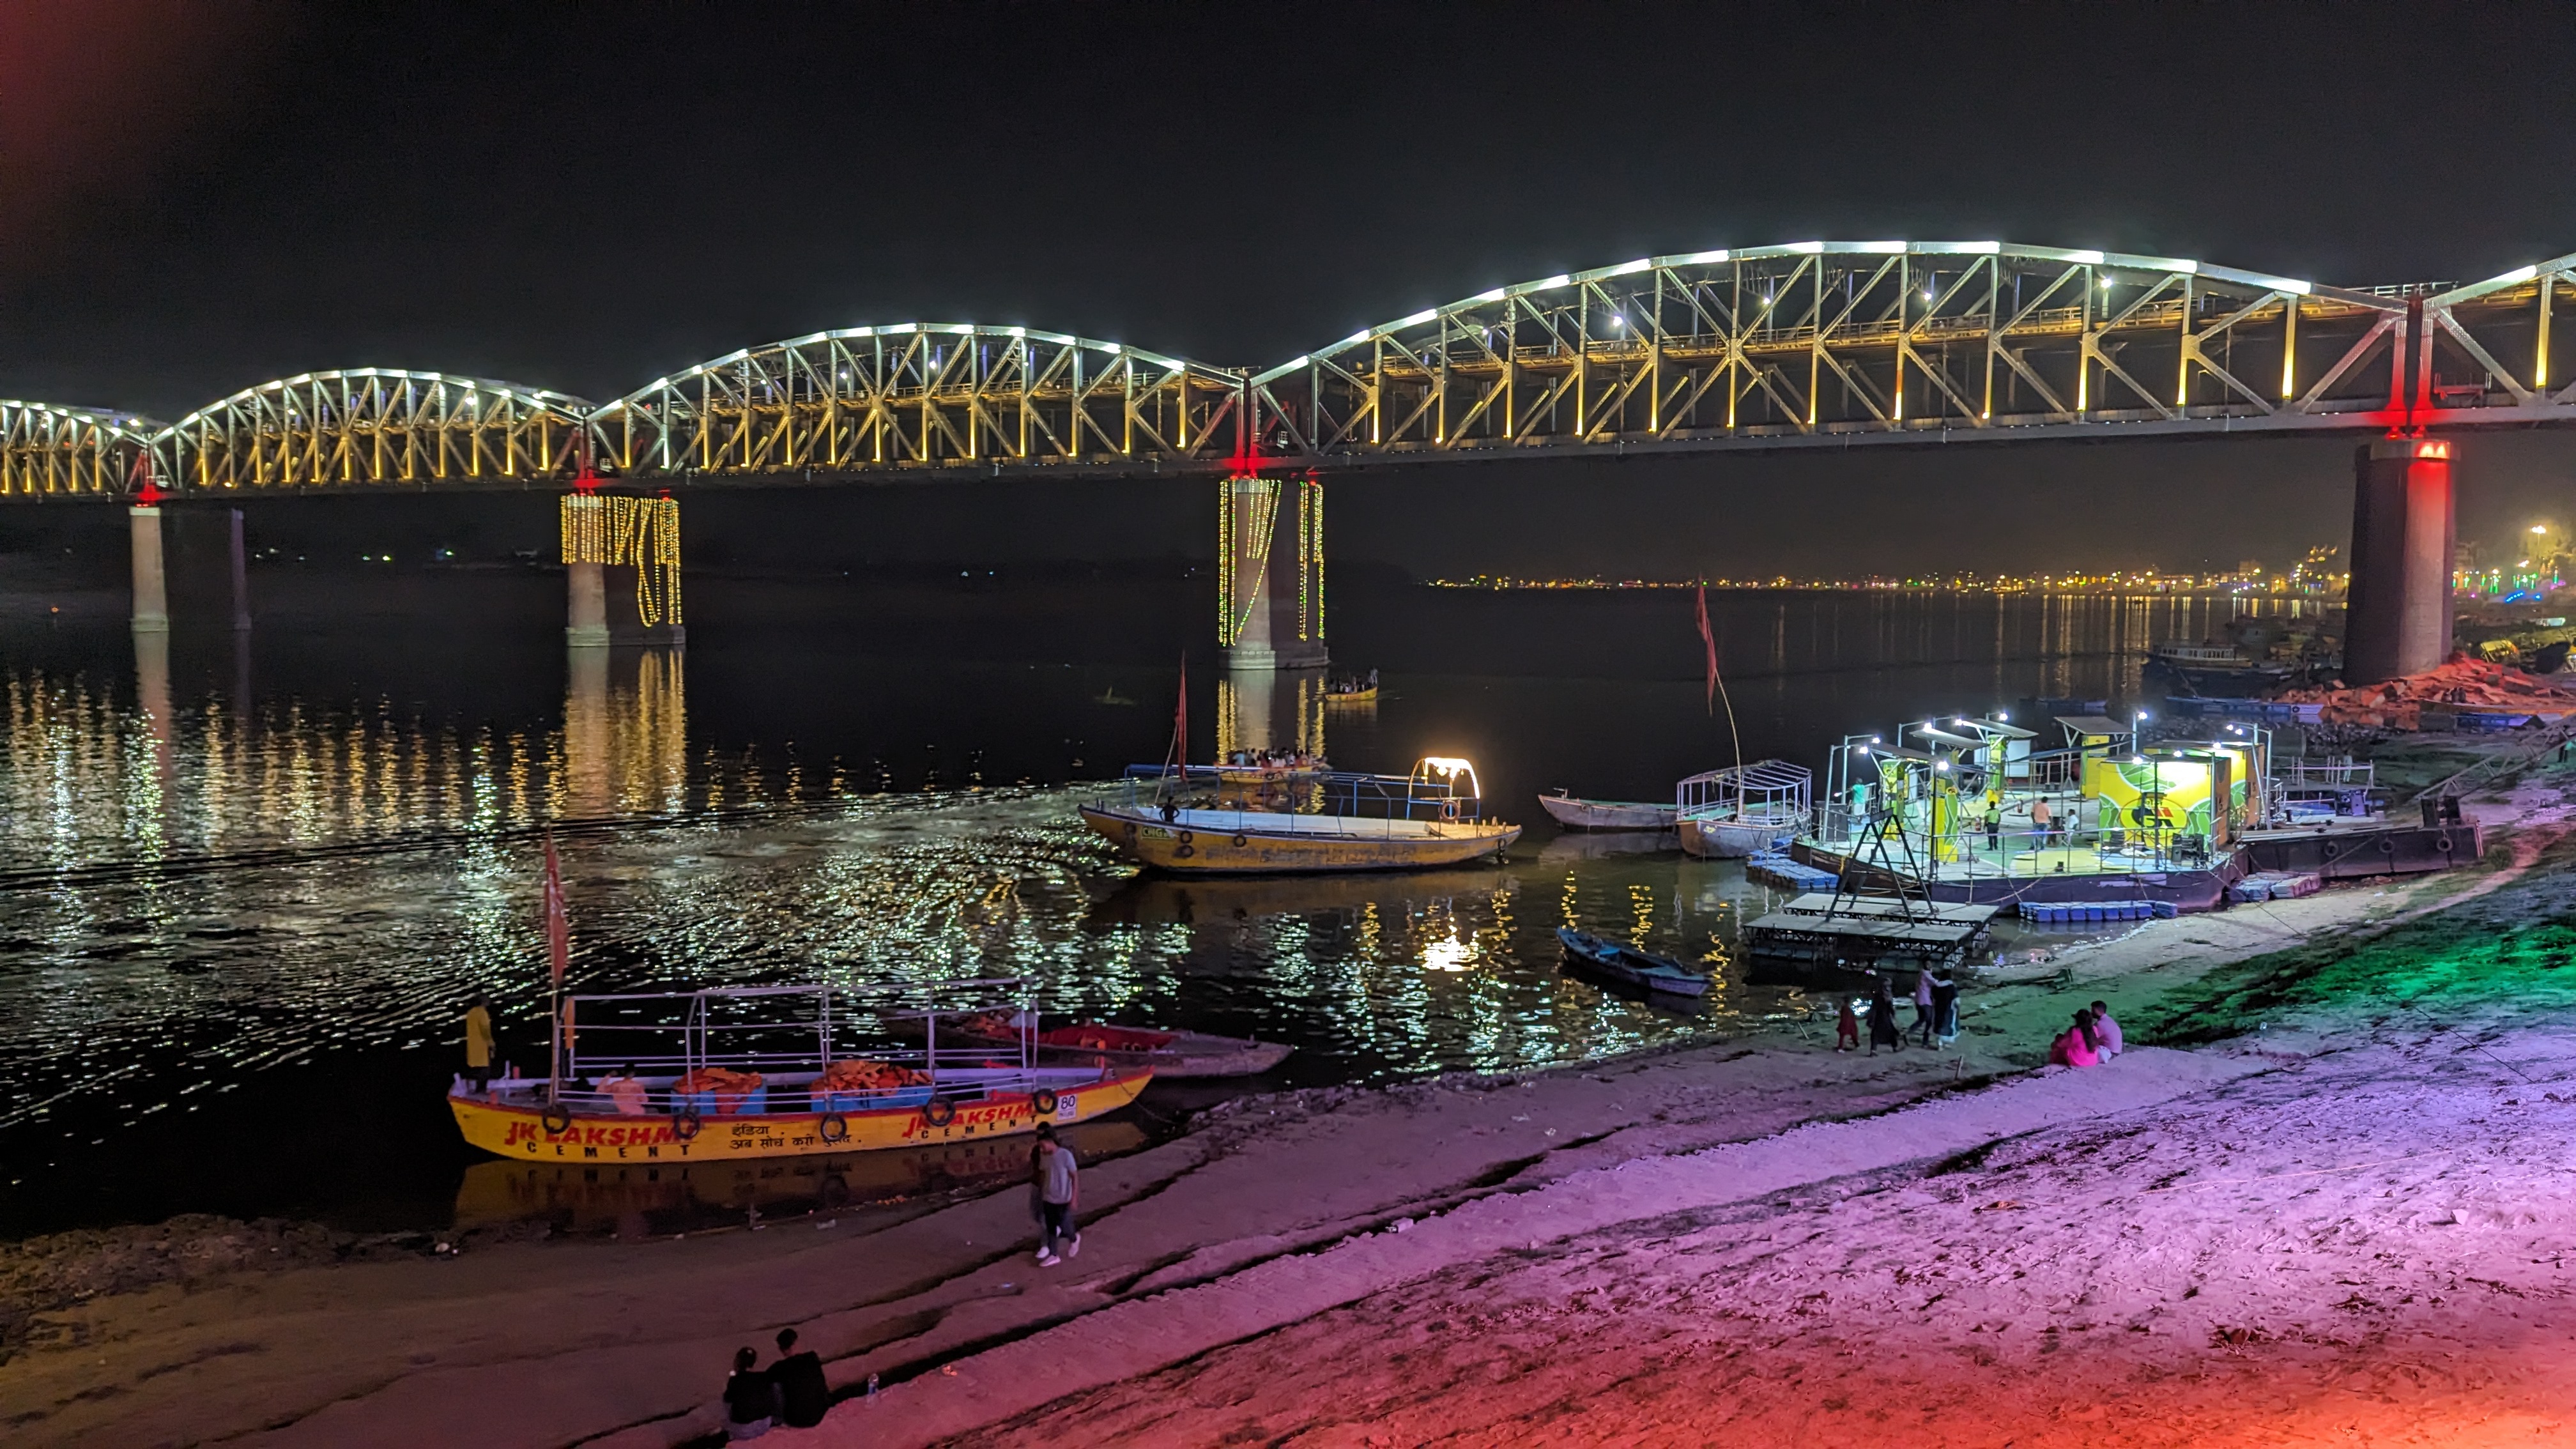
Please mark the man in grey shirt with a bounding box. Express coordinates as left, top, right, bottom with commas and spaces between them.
1032, 1123, 1080, 1266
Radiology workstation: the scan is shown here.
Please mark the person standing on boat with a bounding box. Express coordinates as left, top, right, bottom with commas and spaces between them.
1032, 1123, 1081, 1266
2030, 798, 2055, 851
1982, 800, 2002, 855
462, 993, 496, 1095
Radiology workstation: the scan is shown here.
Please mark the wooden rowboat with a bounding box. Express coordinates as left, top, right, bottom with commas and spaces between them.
1555, 926, 1711, 996
1540, 790, 1680, 831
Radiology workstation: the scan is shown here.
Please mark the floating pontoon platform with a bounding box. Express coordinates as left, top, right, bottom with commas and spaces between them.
1740, 895, 1996, 989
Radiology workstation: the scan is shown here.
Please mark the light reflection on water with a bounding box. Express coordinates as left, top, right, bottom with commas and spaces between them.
0, 583, 2248, 1236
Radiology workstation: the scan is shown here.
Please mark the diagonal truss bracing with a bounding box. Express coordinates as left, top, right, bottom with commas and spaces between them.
153, 371, 593, 493
0, 401, 161, 497
588, 325, 1240, 479
1244, 242, 2442, 462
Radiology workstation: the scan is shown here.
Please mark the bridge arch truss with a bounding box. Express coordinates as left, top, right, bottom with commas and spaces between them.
154, 371, 593, 493
1, 401, 162, 497
1245, 242, 2576, 463
590, 325, 1242, 479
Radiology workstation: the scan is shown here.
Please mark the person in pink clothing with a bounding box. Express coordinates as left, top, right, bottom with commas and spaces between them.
2089, 1000, 2124, 1057
2049, 1008, 2101, 1067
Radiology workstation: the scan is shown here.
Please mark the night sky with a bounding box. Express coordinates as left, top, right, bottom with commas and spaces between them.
8, 1, 2576, 576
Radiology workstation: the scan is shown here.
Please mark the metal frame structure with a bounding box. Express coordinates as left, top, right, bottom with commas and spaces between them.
1244, 241, 2510, 462
6, 241, 2576, 498
587, 324, 1239, 479
153, 370, 592, 492
1, 401, 161, 497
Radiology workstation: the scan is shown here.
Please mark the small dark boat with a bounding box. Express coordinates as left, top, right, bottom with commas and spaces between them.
1554, 927, 1711, 996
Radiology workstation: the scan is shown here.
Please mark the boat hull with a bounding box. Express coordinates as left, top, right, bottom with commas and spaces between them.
1678, 816, 1788, 859
1540, 794, 1680, 831
449, 1068, 1152, 1164
1080, 804, 1519, 874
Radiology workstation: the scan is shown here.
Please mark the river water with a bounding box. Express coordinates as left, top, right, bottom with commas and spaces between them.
0, 572, 2296, 1238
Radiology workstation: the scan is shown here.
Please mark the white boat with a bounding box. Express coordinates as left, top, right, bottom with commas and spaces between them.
1675, 760, 1813, 859
1539, 790, 1680, 831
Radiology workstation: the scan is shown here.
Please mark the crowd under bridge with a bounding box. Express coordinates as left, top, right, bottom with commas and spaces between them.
8, 240, 2572, 677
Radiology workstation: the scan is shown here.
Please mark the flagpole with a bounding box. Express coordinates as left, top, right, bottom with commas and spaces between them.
543, 831, 569, 1106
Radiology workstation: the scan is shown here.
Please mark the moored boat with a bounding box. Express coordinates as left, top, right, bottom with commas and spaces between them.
1080, 757, 1520, 874
1555, 926, 1711, 995
449, 981, 1151, 1165
1676, 760, 1813, 859
1539, 790, 1680, 831
947, 1012, 1294, 1078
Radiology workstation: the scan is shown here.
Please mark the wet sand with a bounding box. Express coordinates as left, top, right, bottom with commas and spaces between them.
1, 786, 2565, 1448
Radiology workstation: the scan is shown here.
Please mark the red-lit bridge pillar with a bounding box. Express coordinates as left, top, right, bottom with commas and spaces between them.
2344, 436, 2454, 684
128, 500, 168, 633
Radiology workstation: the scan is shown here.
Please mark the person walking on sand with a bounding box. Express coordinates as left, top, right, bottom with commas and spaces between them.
1913, 969, 1937, 1046
2090, 1000, 2124, 1057
721, 1346, 772, 1440
769, 1328, 828, 1430
1930, 968, 1961, 1045
1868, 979, 1903, 1055
1032, 1123, 1080, 1266
1835, 997, 1859, 1052
462, 993, 496, 1096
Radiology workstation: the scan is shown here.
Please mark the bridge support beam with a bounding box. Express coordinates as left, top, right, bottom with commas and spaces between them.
2344, 436, 2455, 685
566, 562, 609, 648
128, 504, 167, 632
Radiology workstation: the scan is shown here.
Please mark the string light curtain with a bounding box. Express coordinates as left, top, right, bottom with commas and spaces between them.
560, 494, 684, 627
1216, 474, 1280, 647
1296, 474, 1324, 643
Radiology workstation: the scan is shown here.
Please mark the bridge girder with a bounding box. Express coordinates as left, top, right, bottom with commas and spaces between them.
153, 371, 592, 493
589, 325, 1241, 480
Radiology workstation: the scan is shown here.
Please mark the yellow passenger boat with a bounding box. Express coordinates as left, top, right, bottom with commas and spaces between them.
1079, 756, 1520, 874
449, 981, 1151, 1165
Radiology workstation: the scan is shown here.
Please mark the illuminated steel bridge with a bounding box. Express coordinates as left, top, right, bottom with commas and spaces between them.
12, 240, 2574, 680
6, 240, 2574, 498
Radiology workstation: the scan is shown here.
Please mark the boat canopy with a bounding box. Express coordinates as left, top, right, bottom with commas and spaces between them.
1110, 756, 1490, 822
1675, 759, 1813, 824
551, 978, 1039, 1089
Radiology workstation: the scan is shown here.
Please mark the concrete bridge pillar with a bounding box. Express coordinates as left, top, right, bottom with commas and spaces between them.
128, 504, 168, 632
566, 562, 610, 648
2344, 436, 2455, 685
1220, 474, 1277, 671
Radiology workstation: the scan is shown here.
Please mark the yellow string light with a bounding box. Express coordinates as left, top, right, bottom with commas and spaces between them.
561, 494, 684, 627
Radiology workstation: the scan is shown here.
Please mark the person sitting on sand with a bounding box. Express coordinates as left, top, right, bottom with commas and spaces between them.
599, 1064, 650, 1116
769, 1328, 828, 1429
722, 1346, 772, 1440
2090, 1000, 2124, 1057
1868, 979, 1903, 1055
1836, 997, 1859, 1052
2050, 1009, 2101, 1068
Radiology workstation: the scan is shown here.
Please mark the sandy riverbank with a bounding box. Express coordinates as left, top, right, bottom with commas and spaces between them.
3, 781, 2568, 1447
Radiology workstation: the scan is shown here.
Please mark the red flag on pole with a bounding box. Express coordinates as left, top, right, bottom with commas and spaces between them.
1696, 585, 1719, 716
542, 831, 569, 987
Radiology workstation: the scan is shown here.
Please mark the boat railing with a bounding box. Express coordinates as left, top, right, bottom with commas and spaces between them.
1107, 763, 1486, 824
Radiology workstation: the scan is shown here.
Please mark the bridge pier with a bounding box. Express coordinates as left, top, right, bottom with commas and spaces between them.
2343, 436, 2455, 684
1218, 473, 1327, 671
128, 504, 168, 632
566, 562, 610, 648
